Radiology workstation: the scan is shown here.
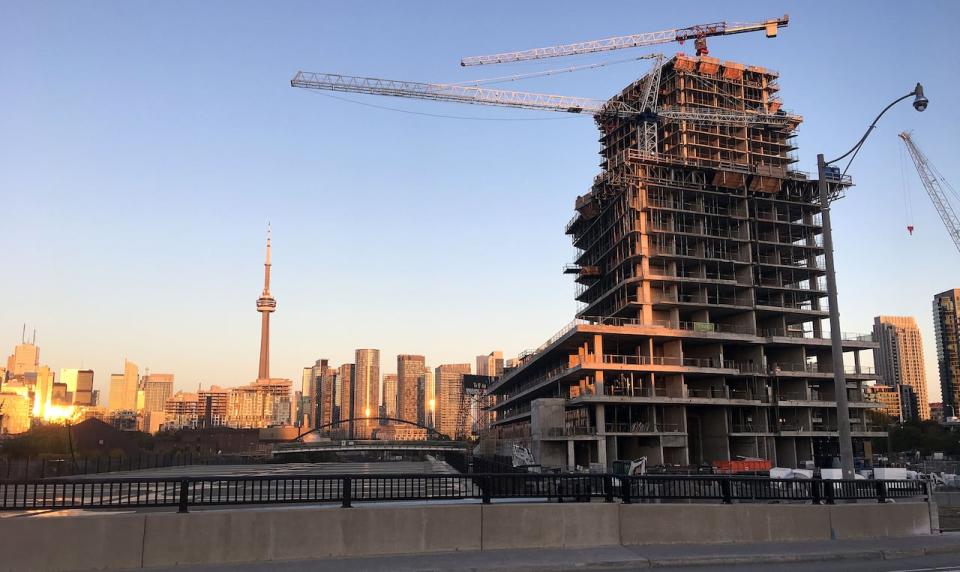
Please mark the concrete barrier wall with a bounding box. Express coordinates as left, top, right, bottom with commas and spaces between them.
0, 502, 933, 572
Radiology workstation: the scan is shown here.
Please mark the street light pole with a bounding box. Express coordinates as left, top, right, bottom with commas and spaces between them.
817, 83, 928, 480
818, 154, 856, 479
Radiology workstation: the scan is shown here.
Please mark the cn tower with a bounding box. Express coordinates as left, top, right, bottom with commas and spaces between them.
256, 225, 276, 380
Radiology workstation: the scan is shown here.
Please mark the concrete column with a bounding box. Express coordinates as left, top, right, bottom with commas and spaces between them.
854, 350, 861, 374
567, 439, 576, 470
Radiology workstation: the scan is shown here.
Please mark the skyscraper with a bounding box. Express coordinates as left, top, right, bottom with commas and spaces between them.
435, 363, 471, 438
337, 363, 356, 436
417, 369, 434, 427
256, 226, 276, 380
198, 385, 229, 427
354, 349, 380, 437
382, 374, 398, 418
142, 373, 174, 416
6, 329, 39, 378
397, 354, 425, 424
74, 370, 94, 406
934, 289, 960, 413
872, 316, 930, 420
108, 360, 139, 412
59, 368, 79, 403
476, 351, 504, 377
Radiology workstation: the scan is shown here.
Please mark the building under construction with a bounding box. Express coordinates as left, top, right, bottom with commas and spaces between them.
484, 55, 884, 469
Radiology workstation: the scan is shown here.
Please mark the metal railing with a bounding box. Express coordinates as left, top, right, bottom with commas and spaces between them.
0, 473, 927, 512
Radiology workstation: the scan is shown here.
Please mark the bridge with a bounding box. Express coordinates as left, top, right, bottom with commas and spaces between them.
273, 439, 469, 456
293, 416, 448, 442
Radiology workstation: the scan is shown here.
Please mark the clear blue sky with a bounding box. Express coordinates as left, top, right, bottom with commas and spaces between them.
2, 1, 957, 400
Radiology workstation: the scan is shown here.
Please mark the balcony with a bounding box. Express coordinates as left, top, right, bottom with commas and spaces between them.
604, 422, 683, 434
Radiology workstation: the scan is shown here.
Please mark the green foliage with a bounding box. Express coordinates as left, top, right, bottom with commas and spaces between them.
888, 420, 960, 456
0, 425, 71, 458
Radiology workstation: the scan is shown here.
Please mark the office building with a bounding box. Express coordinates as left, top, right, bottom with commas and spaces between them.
930, 402, 945, 423
108, 360, 139, 412
397, 354, 426, 424
142, 373, 174, 416
74, 369, 94, 406
32, 365, 54, 418
59, 368, 79, 403
488, 55, 883, 470
436, 363, 471, 438
319, 363, 337, 428
872, 316, 929, 419
6, 330, 39, 377
934, 289, 960, 413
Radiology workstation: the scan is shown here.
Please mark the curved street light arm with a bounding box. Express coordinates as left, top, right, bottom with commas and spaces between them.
826, 87, 922, 166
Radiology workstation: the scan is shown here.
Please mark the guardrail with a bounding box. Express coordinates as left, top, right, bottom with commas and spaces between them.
0, 474, 927, 513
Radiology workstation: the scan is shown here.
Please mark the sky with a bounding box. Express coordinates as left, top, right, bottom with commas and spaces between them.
2, 1, 958, 400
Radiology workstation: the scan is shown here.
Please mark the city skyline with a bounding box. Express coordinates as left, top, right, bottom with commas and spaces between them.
3, 2, 957, 400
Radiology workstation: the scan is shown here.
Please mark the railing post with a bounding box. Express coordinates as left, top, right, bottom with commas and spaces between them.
720, 478, 732, 504
621, 476, 632, 504
876, 480, 887, 504
604, 475, 614, 503
177, 479, 190, 514
481, 476, 491, 504
342, 476, 353, 508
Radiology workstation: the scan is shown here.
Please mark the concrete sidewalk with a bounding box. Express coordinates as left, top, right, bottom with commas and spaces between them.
139, 533, 960, 571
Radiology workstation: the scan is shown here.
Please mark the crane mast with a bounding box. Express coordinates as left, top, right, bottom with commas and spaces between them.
899, 132, 960, 255
460, 15, 788, 66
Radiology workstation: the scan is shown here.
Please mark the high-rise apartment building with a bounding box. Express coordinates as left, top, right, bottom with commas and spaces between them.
864, 384, 902, 422
198, 385, 229, 427
934, 289, 960, 412
319, 364, 337, 428
108, 360, 139, 412
354, 349, 380, 437
397, 354, 425, 424
302, 359, 334, 429
417, 369, 434, 427
165, 391, 199, 430
487, 55, 883, 470
300, 366, 314, 427
476, 351, 504, 377
435, 363, 471, 438
141, 373, 174, 416
872, 316, 929, 420
338, 363, 355, 435
382, 374, 398, 418
227, 378, 292, 428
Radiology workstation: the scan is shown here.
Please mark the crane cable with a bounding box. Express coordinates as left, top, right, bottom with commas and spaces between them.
899, 142, 914, 235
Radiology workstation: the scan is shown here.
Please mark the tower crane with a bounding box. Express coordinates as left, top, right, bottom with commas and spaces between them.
460, 15, 789, 66
292, 15, 795, 158
899, 132, 960, 255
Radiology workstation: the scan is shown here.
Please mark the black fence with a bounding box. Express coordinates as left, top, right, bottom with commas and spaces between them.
0, 473, 928, 513
0, 453, 266, 481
